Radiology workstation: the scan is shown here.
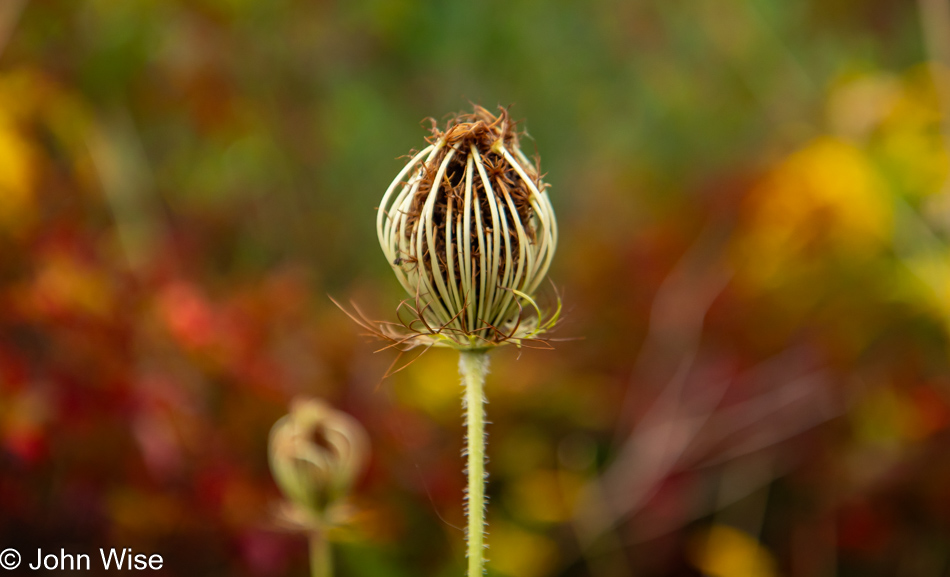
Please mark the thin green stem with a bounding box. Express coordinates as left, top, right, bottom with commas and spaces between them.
309, 532, 332, 577
460, 350, 490, 577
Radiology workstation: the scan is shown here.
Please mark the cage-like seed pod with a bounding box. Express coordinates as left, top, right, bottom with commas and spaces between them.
377, 106, 558, 349
269, 398, 369, 519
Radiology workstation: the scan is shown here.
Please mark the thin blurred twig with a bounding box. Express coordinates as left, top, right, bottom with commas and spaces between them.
87, 108, 166, 271
575, 222, 842, 554
918, 0, 950, 201
0, 0, 26, 60
581, 346, 838, 545
614, 222, 733, 441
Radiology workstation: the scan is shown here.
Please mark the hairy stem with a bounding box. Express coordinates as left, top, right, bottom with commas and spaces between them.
309, 532, 332, 577
460, 350, 490, 577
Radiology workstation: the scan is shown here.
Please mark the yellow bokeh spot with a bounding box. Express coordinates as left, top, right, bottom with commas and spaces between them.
827, 66, 949, 200
489, 521, 558, 577
736, 137, 890, 286
505, 469, 583, 524
689, 525, 778, 577
851, 385, 928, 446
892, 249, 950, 330
33, 253, 113, 318
393, 350, 461, 420
878, 67, 949, 198
0, 113, 37, 235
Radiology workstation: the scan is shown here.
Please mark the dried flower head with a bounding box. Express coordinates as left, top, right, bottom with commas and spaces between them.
268, 398, 369, 526
373, 106, 559, 351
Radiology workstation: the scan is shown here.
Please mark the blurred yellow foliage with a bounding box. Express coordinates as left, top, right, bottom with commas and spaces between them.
496, 426, 551, 476
735, 137, 890, 287
827, 73, 901, 141
822, 67, 950, 336
851, 385, 940, 446
0, 69, 97, 236
32, 253, 113, 319
505, 469, 583, 524
488, 521, 558, 577
394, 350, 462, 420
689, 525, 779, 577
0, 111, 37, 236
877, 67, 950, 199
0, 70, 47, 121
0, 387, 51, 454
108, 489, 183, 537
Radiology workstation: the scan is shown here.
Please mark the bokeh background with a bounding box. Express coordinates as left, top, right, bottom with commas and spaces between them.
2, 0, 950, 575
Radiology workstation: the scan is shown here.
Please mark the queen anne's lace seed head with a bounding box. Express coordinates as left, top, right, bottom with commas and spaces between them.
269, 398, 369, 523
375, 106, 559, 350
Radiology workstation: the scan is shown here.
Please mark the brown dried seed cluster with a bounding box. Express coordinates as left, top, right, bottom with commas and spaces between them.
405, 109, 540, 297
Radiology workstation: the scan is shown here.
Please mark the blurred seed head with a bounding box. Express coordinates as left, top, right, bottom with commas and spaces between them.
374, 106, 559, 350
268, 398, 369, 525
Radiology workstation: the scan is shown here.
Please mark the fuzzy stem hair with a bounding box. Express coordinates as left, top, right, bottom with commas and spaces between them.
460, 350, 489, 576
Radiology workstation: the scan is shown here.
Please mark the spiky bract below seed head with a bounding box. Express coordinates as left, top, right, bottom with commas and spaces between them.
376, 106, 559, 350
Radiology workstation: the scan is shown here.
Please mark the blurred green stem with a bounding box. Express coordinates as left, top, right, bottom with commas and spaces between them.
460, 350, 489, 577
309, 532, 332, 577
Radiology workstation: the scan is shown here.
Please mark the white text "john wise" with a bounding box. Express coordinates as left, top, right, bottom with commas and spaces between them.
28, 548, 164, 571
